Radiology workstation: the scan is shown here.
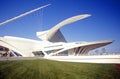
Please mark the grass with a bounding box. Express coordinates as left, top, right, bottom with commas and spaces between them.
0, 59, 120, 79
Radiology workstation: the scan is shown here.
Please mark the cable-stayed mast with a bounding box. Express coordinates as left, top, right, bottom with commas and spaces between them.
0, 4, 51, 26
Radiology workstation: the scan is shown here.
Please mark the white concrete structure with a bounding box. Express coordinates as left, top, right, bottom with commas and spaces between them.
0, 5, 119, 63
0, 35, 113, 57
45, 55, 120, 64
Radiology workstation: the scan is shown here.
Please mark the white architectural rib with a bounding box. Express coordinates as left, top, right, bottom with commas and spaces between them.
48, 40, 113, 56
0, 39, 23, 56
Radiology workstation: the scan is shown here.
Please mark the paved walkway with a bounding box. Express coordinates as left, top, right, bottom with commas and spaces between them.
0, 57, 44, 61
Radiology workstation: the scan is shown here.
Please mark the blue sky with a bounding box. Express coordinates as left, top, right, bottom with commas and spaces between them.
0, 0, 120, 53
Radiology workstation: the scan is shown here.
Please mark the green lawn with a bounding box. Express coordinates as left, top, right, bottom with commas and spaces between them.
0, 59, 120, 79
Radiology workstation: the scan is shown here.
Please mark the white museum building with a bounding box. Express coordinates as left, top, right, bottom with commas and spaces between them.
0, 4, 120, 64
